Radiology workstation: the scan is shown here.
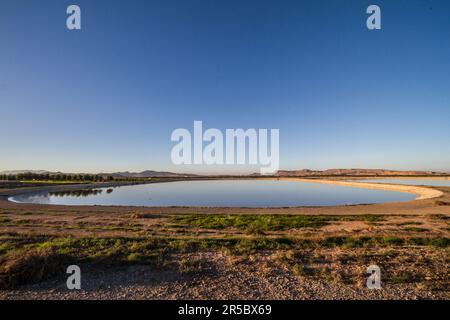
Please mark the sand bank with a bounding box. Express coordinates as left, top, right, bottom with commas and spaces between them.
280, 178, 444, 200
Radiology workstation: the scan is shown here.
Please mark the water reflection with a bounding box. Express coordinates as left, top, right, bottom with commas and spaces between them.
49, 188, 110, 197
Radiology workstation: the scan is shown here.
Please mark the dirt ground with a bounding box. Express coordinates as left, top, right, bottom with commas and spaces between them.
0, 180, 449, 300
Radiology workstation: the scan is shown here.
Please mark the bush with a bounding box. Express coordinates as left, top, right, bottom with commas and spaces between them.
0, 247, 73, 289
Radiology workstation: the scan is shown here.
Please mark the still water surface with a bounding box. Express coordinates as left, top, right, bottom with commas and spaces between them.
9, 180, 416, 207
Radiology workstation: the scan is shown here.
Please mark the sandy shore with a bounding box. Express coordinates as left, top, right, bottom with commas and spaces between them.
346, 176, 450, 181
280, 178, 444, 200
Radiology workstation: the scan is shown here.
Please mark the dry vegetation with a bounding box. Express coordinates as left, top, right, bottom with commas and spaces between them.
0, 208, 449, 298
0, 182, 449, 299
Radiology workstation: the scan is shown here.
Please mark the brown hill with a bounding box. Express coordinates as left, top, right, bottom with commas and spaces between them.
275, 169, 443, 177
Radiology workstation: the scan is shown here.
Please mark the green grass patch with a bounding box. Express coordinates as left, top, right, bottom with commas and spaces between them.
393, 221, 422, 226
170, 214, 387, 233
429, 214, 450, 220
403, 227, 429, 232
388, 273, 423, 284
0, 217, 12, 225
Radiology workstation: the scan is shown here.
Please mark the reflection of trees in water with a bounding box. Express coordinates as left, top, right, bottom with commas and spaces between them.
49, 189, 106, 197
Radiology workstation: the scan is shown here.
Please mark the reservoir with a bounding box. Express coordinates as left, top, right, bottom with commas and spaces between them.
9, 180, 417, 207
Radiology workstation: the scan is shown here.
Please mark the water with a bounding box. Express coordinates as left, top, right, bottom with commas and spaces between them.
9, 180, 416, 207
360, 179, 450, 187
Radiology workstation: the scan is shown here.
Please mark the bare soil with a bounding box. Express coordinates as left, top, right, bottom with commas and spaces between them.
0, 179, 449, 300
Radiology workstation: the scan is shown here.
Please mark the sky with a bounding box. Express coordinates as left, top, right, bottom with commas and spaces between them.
1, 0, 450, 174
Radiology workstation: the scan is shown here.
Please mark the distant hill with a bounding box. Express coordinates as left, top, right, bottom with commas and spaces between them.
1, 169, 446, 178
275, 169, 445, 177
0, 169, 196, 178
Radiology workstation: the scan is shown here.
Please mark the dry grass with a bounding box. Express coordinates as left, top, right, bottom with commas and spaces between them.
0, 196, 448, 291
0, 247, 73, 289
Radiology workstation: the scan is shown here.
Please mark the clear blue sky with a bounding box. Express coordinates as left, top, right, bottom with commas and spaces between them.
1, 0, 449, 174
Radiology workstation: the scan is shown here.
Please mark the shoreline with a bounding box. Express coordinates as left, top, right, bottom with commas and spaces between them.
344, 176, 450, 181
278, 178, 444, 200
2, 177, 445, 202
0, 177, 446, 214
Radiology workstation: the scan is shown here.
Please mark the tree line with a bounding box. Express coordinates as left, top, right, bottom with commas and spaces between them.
0, 172, 118, 182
